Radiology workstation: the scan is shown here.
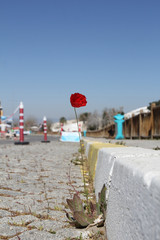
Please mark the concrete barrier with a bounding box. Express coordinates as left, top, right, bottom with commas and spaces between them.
85, 141, 123, 181
84, 140, 160, 240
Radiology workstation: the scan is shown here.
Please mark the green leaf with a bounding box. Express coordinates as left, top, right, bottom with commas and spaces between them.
74, 211, 94, 227
73, 194, 84, 212
66, 199, 75, 212
90, 201, 96, 215
67, 194, 84, 213
96, 202, 101, 216
99, 185, 106, 205
98, 184, 107, 217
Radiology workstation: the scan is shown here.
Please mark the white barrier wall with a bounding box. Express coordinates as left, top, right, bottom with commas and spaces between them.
107, 155, 160, 240
86, 142, 160, 240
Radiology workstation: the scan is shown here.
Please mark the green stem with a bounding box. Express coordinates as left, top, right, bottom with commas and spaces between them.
74, 108, 88, 206
74, 107, 81, 142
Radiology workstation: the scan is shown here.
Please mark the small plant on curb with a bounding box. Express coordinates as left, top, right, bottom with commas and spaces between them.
65, 193, 95, 228
65, 184, 107, 228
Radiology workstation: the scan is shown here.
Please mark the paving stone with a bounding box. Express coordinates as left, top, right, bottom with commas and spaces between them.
11, 229, 57, 240
0, 222, 26, 237
0, 140, 88, 239
0, 209, 11, 218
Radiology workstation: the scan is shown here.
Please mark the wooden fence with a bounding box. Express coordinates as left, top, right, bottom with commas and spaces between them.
86, 103, 160, 139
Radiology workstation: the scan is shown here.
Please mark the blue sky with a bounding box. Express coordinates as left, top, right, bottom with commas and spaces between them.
1, 0, 160, 121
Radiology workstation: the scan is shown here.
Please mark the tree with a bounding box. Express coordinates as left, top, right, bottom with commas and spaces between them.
79, 112, 91, 122
102, 107, 124, 127
148, 100, 160, 110
46, 118, 53, 133
87, 111, 100, 130
24, 116, 38, 130
59, 117, 67, 124
13, 118, 19, 127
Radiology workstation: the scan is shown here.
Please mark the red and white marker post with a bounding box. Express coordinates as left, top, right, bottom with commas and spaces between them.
60, 123, 63, 135
41, 116, 50, 143
19, 102, 24, 142
60, 123, 63, 140
14, 102, 29, 145
78, 123, 81, 133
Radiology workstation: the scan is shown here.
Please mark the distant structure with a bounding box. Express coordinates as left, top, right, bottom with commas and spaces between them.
124, 106, 150, 119
0, 101, 3, 125
51, 120, 85, 133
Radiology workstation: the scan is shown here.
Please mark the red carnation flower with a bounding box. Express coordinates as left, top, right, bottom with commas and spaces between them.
70, 93, 87, 108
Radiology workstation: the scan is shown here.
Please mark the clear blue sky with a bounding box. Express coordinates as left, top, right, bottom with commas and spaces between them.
1, 0, 160, 121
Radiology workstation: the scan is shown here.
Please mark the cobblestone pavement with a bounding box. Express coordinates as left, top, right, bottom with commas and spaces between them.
0, 140, 89, 239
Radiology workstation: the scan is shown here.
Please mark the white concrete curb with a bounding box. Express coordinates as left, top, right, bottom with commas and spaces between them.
85, 142, 160, 240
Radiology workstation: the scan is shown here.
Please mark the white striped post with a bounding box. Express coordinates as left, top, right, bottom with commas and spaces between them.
60, 123, 63, 141
19, 102, 24, 142
60, 123, 63, 136
14, 102, 29, 145
43, 116, 47, 141
41, 116, 50, 143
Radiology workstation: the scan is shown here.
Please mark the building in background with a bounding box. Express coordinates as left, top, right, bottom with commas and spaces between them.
51, 119, 86, 133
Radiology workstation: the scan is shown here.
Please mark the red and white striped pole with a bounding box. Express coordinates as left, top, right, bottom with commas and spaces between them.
60, 123, 63, 140
19, 102, 24, 142
14, 102, 29, 145
43, 116, 47, 141
41, 116, 50, 143
60, 123, 63, 135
